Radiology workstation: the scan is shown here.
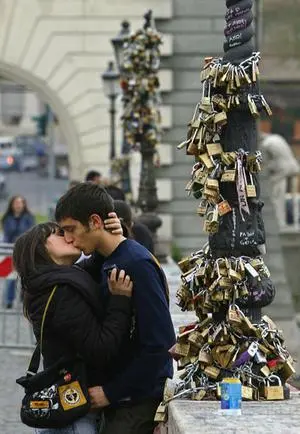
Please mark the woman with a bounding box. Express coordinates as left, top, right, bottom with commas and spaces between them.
2, 195, 35, 308
13, 219, 133, 434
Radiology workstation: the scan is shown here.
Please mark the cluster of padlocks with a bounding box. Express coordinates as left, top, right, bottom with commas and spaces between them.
155, 50, 295, 423
121, 11, 162, 150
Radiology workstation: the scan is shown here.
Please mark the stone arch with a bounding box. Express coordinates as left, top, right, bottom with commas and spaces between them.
0, 61, 82, 178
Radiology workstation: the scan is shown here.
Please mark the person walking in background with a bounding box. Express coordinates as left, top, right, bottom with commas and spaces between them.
114, 200, 154, 254
2, 195, 35, 308
85, 170, 102, 185
105, 185, 155, 254
260, 132, 300, 228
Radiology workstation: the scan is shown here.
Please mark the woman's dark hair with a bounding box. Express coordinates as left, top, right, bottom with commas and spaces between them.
113, 200, 133, 239
1, 195, 31, 224
13, 222, 58, 295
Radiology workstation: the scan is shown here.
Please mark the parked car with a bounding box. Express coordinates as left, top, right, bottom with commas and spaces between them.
0, 136, 22, 171
13, 134, 41, 171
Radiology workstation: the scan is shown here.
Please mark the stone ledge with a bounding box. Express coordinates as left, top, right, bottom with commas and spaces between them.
168, 394, 300, 434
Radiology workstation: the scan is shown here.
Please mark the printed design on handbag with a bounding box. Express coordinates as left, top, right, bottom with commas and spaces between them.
30, 401, 50, 409
27, 385, 59, 419
58, 381, 87, 411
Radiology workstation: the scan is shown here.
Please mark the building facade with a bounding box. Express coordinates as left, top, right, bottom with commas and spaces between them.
0, 0, 297, 255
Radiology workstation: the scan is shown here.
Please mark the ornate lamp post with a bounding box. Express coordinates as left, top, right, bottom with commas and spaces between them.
111, 21, 132, 197
111, 21, 131, 72
120, 10, 163, 254
101, 61, 120, 162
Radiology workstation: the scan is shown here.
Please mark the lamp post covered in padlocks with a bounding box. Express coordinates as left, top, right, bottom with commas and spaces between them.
120, 10, 163, 254
156, 0, 295, 417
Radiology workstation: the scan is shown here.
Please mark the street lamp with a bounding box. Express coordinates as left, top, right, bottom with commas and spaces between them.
101, 61, 120, 161
111, 21, 132, 197
111, 21, 130, 71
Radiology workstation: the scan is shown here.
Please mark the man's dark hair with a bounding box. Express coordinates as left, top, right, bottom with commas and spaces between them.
105, 185, 126, 201
55, 182, 114, 226
85, 170, 101, 182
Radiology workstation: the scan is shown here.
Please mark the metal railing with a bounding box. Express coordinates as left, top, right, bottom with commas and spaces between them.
0, 242, 35, 349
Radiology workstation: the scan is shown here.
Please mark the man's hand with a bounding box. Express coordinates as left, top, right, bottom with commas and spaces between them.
88, 386, 110, 409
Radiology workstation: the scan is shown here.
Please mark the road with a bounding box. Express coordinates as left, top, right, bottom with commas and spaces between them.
0, 171, 68, 216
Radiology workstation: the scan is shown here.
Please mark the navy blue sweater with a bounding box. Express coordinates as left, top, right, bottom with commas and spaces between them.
89, 239, 176, 405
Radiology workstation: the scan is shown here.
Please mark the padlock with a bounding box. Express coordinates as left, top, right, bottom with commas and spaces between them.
154, 403, 167, 423
263, 375, 284, 400
242, 382, 253, 400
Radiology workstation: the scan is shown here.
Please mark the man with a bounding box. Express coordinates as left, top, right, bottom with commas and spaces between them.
85, 170, 102, 185
259, 132, 300, 227
55, 183, 175, 434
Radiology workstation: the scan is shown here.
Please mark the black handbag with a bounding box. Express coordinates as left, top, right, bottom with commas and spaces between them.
16, 286, 90, 429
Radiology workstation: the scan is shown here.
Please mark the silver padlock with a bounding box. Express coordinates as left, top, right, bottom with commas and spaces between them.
247, 342, 258, 358
254, 350, 267, 365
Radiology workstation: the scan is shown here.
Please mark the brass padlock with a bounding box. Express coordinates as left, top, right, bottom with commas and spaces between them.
188, 331, 203, 348
154, 403, 167, 423
263, 375, 284, 400
221, 169, 236, 182
260, 365, 271, 377
197, 199, 208, 216
206, 142, 223, 156
177, 257, 191, 273
227, 304, 242, 326
242, 384, 253, 400
204, 208, 219, 234
214, 111, 227, 126
193, 389, 206, 401
199, 153, 214, 169
187, 139, 199, 156
204, 366, 220, 379
245, 171, 257, 197
174, 342, 190, 357
177, 356, 191, 370
280, 358, 296, 382
198, 346, 213, 365
218, 200, 232, 216
206, 178, 219, 191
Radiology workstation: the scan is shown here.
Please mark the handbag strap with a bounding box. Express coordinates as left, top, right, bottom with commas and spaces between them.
27, 285, 57, 376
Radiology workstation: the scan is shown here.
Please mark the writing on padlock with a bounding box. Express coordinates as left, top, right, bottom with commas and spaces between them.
233, 342, 258, 367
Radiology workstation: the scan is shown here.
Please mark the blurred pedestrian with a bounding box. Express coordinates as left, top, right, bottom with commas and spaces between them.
114, 200, 154, 254
260, 133, 300, 227
85, 170, 102, 185
2, 196, 35, 308
105, 185, 126, 201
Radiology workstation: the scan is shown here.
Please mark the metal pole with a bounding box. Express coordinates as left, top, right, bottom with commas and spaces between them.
109, 95, 116, 161
136, 10, 163, 257
47, 106, 56, 194
255, 0, 263, 52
